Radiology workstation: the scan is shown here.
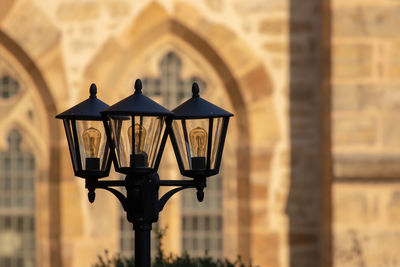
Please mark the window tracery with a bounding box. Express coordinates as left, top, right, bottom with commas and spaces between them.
119, 51, 222, 259
0, 51, 49, 267
0, 76, 20, 99
0, 130, 35, 267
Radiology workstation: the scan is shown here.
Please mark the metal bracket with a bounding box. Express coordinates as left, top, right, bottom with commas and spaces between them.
84, 176, 206, 224
85, 179, 128, 211
98, 187, 128, 211
158, 185, 195, 212
157, 177, 206, 211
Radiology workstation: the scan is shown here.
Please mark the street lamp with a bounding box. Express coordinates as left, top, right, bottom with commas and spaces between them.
55, 84, 112, 179
101, 79, 173, 174
169, 82, 233, 200
56, 79, 233, 267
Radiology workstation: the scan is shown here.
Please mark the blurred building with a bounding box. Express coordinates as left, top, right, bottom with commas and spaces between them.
0, 0, 399, 267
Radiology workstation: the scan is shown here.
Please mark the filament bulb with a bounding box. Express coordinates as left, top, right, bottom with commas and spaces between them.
128, 123, 147, 153
82, 127, 101, 158
189, 127, 207, 157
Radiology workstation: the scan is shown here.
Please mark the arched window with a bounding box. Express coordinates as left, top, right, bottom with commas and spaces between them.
0, 130, 35, 267
0, 76, 20, 99
142, 52, 206, 109
181, 175, 222, 258
119, 52, 222, 259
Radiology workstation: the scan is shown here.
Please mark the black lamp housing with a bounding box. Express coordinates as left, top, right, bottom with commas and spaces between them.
169, 83, 233, 178
56, 84, 112, 179
101, 79, 174, 175
56, 79, 234, 266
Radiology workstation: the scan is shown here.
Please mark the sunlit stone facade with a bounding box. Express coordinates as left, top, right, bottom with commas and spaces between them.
0, 0, 399, 267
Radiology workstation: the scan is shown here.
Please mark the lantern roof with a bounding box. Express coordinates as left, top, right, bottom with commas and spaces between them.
101, 79, 174, 117
172, 83, 233, 119
56, 84, 109, 120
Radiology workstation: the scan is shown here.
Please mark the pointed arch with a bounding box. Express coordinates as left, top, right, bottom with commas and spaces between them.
83, 2, 278, 263
0, 30, 61, 267
0, 128, 35, 266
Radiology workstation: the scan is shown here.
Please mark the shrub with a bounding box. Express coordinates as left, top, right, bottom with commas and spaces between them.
93, 228, 252, 267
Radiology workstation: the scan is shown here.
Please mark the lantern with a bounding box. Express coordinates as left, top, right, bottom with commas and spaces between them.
56, 84, 112, 178
101, 79, 174, 174
169, 83, 233, 178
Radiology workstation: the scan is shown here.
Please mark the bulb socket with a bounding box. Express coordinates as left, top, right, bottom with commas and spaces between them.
85, 157, 100, 170
191, 157, 206, 170
130, 152, 148, 168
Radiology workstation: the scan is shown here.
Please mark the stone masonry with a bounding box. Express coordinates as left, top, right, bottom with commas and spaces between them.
332, 0, 400, 266
1, 0, 398, 267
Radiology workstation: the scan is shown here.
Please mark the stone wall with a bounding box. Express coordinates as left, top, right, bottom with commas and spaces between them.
332, 0, 400, 266
0, 0, 295, 267
4, 0, 385, 266
286, 1, 327, 266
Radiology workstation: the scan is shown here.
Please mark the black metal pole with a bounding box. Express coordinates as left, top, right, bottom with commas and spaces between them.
134, 224, 151, 267
89, 175, 205, 266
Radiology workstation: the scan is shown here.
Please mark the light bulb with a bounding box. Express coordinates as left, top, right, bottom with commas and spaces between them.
189, 127, 207, 157
82, 127, 101, 158
128, 123, 147, 153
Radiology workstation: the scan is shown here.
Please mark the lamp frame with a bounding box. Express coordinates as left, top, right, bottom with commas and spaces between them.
100, 80, 174, 175
168, 83, 233, 178
168, 117, 230, 178
56, 80, 233, 267
56, 84, 112, 179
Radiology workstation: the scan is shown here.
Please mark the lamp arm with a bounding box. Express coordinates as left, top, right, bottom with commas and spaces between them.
85, 179, 128, 211
97, 187, 128, 211
157, 185, 195, 212
95, 180, 125, 187
157, 177, 207, 211
84, 176, 206, 221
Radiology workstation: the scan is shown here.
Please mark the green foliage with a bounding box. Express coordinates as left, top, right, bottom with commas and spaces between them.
93, 250, 135, 267
152, 253, 249, 267
93, 227, 251, 267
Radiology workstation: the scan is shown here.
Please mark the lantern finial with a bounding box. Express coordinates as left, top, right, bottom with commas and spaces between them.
192, 82, 199, 98
90, 83, 97, 98
134, 79, 142, 94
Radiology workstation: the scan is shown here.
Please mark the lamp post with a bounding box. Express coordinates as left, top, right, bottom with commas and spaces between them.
56, 79, 233, 267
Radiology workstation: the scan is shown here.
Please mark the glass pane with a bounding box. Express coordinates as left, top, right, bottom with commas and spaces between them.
135, 116, 166, 169
63, 120, 78, 171
186, 119, 208, 159
172, 119, 209, 171
109, 116, 131, 168
109, 115, 166, 169
211, 117, 223, 170
76, 120, 108, 171
171, 120, 190, 170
